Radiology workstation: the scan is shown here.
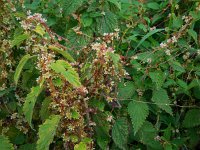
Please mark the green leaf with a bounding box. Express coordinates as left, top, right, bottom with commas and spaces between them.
93, 112, 111, 149
81, 14, 93, 27
37, 115, 61, 150
18, 143, 36, 150
183, 109, 200, 128
14, 54, 32, 85
63, 0, 84, 16
74, 142, 87, 150
108, 52, 120, 71
96, 11, 118, 34
147, 2, 160, 10
23, 85, 43, 129
170, 61, 185, 73
11, 33, 29, 47
50, 60, 81, 87
152, 89, 173, 115
0, 135, 14, 150
149, 71, 165, 89
112, 118, 128, 149
188, 29, 198, 45
117, 81, 135, 99
40, 97, 51, 121
134, 28, 164, 51
107, 0, 121, 10
136, 121, 162, 149
34, 25, 45, 36
128, 101, 149, 134
48, 45, 75, 62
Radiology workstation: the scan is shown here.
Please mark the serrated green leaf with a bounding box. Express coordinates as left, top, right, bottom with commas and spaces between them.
117, 81, 135, 99
37, 115, 61, 150
108, 52, 120, 71
134, 28, 164, 51
14, 54, 32, 85
152, 89, 173, 115
96, 11, 118, 34
136, 121, 162, 149
149, 71, 165, 89
74, 142, 87, 150
18, 143, 36, 150
40, 97, 51, 121
34, 25, 45, 36
128, 101, 149, 134
183, 109, 200, 128
23, 85, 43, 129
11, 33, 29, 47
0, 135, 14, 150
48, 45, 75, 62
50, 60, 81, 87
170, 61, 185, 73
93, 112, 111, 149
63, 0, 84, 16
107, 0, 121, 10
147, 2, 160, 10
67, 28, 93, 49
112, 118, 128, 149
188, 29, 198, 45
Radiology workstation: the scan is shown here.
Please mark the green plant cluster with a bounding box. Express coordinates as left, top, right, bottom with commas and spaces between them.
0, 0, 200, 150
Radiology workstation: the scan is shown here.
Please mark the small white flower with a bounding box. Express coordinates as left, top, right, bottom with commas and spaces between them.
101, 11, 105, 15
172, 36, 177, 43
107, 115, 113, 122
11, 7, 16, 12
27, 10, 32, 16
197, 50, 200, 55
165, 49, 171, 56
147, 58, 152, 63
150, 26, 156, 31
160, 42, 167, 48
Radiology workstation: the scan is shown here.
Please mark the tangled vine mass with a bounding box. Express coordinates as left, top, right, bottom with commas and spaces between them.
0, 0, 200, 150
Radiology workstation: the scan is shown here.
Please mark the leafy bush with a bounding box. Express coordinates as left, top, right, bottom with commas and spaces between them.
0, 0, 200, 149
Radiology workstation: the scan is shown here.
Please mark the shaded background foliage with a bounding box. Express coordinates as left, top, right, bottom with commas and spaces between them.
0, 0, 200, 150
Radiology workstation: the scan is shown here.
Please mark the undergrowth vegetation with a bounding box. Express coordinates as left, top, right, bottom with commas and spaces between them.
0, 0, 200, 150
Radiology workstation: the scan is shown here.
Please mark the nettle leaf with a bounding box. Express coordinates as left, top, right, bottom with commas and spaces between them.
67, 28, 93, 49
63, 0, 84, 16
0, 135, 14, 150
96, 11, 118, 34
11, 33, 29, 47
117, 81, 135, 99
107, 0, 121, 10
170, 61, 185, 73
48, 45, 75, 62
40, 97, 51, 121
14, 54, 32, 85
37, 115, 61, 150
136, 121, 162, 149
23, 85, 43, 129
183, 109, 200, 128
188, 29, 198, 45
93, 112, 111, 149
108, 52, 120, 71
34, 25, 45, 36
152, 89, 173, 115
149, 71, 165, 89
74, 142, 87, 150
128, 101, 149, 134
50, 60, 81, 87
112, 117, 128, 149
146, 2, 160, 10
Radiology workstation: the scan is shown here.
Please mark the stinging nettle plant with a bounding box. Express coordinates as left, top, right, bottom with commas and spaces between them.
1, 0, 200, 150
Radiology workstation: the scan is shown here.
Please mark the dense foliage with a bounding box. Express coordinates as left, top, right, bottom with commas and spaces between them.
0, 0, 200, 149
